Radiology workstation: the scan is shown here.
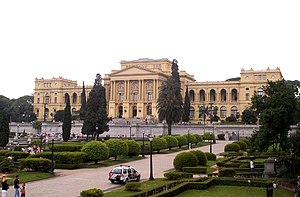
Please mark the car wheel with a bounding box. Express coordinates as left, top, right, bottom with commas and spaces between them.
123, 178, 128, 184
136, 175, 140, 182
110, 180, 115, 184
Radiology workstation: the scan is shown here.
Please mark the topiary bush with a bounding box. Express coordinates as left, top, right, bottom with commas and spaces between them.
224, 143, 241, 152
205, 152, 217, 161
81, 141, 109, 164
105, 139, 129, 160
240, 138, 251, 146
163, 171, 193, 180
190, 150, 207, 166
219, 168, 237, 177
233, 141, 248, 151
80, 188, 103, 197
0, 157, 15, 173
0, 150, 9, 156
5, 151, 30, 162
20, 158, 51, 172
173, 152, 198, 171
183, 134, 197, 144
162, 136, 178, 150
125, 182, 142, 191
125, 140, 141, 157
203, 132, 216, 141
193, 134, 203, 144
53, 143, 84, 152
175, 136, 187, 148
152, 137, 168, 153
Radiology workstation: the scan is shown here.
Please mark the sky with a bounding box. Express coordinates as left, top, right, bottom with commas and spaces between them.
1, 0, 300, 99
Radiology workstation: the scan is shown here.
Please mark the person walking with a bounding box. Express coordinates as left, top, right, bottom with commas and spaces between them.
250, 158, 254, 173
14, 175, 20, 197
296, 176, 300, 197
1, 176, 9, 197
20, 182, 26, 197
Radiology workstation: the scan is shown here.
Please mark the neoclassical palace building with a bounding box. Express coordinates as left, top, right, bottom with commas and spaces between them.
33, 58, 283, 123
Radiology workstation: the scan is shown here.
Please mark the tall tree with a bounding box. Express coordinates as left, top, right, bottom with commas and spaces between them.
82, 74, 109, 140
241, 108, 257, 124
10, 95, 36, 122
251, 80, 298, 152
182, 85, 190, 123
157, 59, 183, 135
0, 96, 10, 148
80, 81, 87, 121
62, 94, 72, 142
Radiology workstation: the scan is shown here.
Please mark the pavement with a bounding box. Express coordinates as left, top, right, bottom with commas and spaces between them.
7, 140, 232, 197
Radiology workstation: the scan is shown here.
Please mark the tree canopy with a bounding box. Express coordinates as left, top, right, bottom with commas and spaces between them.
62, 94, 72, 142
80, 81, 87, 121
182, 85, 190, 123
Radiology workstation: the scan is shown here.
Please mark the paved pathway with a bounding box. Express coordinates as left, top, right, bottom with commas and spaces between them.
7, 140, 232, 197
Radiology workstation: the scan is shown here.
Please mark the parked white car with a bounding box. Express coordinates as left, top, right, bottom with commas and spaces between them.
108, 165, 141, 183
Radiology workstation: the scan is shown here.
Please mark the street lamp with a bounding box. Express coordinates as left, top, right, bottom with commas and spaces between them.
44, 95, 49, 122
237, 130, 240, 141
188, 128, 191, 149
51, 138, 54, 174
209, 102, 214, 124
142, 131, 145, 157
210, 131, 213, 153
129, 125, 132, 140
149, 135, 154, 180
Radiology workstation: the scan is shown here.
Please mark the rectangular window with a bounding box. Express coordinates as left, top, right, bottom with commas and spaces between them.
54, 97, 57, 103
246, 93, 250, 101
119, 93, 124, 101
147, 92, 153, 101
37, 98, 40, 104
133, 93, 138, 101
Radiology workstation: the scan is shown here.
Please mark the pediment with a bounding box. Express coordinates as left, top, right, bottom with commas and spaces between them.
110, 66, 158, 76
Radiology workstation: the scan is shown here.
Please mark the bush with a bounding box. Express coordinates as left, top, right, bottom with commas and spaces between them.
190, 150, 207, 165
175, 136, 187, 148
152, 137, 168, 153
193, 134, 203, 144
105, 139, 129, 160
0, 150, 9, 156
183, 134, 197, 144
80, 188, 103, 197
125, 140, 141, 156
31, 139, 42, 147
217, 134, 225, 140
162, 136, 178, 150
205, 152, 217, 161
219, 168, 237, 177
173, 152, 198, 171
203, 132, 216, 141
53, 143, 84, 152
0, 157, 14, 173
224, 143, 241, 152
125, 182, 142, 191
20, 158, 51, 172
163, 171, 193, 180
81, 141, 109, 164
233, 141, 248, 151
5, 151, 30, 161
29, 152, 87, 164
182, 167, 207, 174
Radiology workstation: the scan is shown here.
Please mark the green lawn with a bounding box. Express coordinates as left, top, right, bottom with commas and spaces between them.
175, 185, 294, 197
7, 171, 53, 186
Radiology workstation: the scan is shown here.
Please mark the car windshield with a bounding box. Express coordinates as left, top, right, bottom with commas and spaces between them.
111, 168, 122, 174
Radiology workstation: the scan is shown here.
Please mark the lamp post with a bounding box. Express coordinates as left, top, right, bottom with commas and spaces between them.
210, 131, 213, 153
43, 95, 49, 122
209, 102, 214, 124
149, 135, 154, 180
237, 130, 240, 141
51, 138, 54, 174
142, 131, 145, 157
188, 128, 191, 149
129, 125, 132, 140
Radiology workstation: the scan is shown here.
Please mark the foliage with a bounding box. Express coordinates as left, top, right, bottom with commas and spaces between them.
183, 134, 197, 144
80, 188, 103, 197
28, 152, 86, 165
190, 150, 207, 165
290, 130, 300, 157
239, 138, 250, 146
81, 141, 109, 164
80, 81, 87, 120
193, 134, 203, 144
125, 140, 141, 156
157, 59, 183, 135
105, 139, 129, 160
175, 136, 188, 148
203, 132, 216, 141
217, 134, 225, 140
224, 143, 241, 152
82, 74, 109, 140
233, 141, 248, 151
53, 143, 84, 152
182, 167, 207, 174
31, 139, 42, 147
9, 95, 36, 122
20, 158, 52, 172
5, 151, 30, 161
205, 152, 217, 161
0, 109, 9, 148
241, 108, 257, 124
152, 137, 168, 153
54, 110, 64, 122
218, 168, 237, 177
173, 152, 198, 171
182, 86, 190, 123
163, 171, 193, 180
251, 80, 298, 152
0, 157, 15, 173
62, 94, 72, 142
225, 114, 237, 122
162, 136, 178, 150
125, 182, 142, 191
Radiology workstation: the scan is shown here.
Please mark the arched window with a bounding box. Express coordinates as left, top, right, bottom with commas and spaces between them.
200, 90, 205, 102
189, 107, 195, 118
189, 90, 195, 102
132, 106, 137, 118
231, 106, 238, 117
36, 109, 40, 117
72, 93, 77, 104
231, 89, 238, 102
257, 88, 264, 96
221, 89, 227, 102
210, 89, 216, 102
118, 106, 123, 118
147, 105, 152, 115
220, 106, 227, 118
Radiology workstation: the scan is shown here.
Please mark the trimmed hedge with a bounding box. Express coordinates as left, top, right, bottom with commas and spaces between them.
239, 138, 250, 146
182, 167, 207, 174
20, 158, 51, 172
233, 141, 248, 151
183, 134, 197, 144
105, 139, 129, 160
0, 150, 9, 156
81, 141, 109, 163
125, 140, 141, 156
80, 188, 103, 197
162, 136, 178, 150
152, 137, 168, 153
218, 168, 237, 177
173, 152, 198, 171
193, 134, 203, 144
203, 132, 216, 141
5, 151, 30, 161
0, 157, 14, 172
163, 171, 193, 180
190, 150, 207, 166
53, 143, 84, 152
175, 136, 187, 148
224, 143, 241, 152
205, 152, 216, 161
125, 182, 142, 191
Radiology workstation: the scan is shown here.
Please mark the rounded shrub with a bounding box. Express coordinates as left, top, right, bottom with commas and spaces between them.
233, 141, 248, 151
205, 152, 217, 161
81, 141, 109, 164
173, 152, 198, 171
175, 136, 187, 148
20, 158, 51, 172
5, 151, 30, 162
219, 168, 237, 177
190, 150, 207, 166
152, 137, 168, 153
203, 132, 216, 141
193, 134, 203, 144
125, 140, 141, 156
105, 139, 129, 160
162, 136, 178, 150
53, 143, 84, 152
0, 157, 14, 173
80, 188, 103, 197
224, 143, 241, 152
240, 138, 251, 146
183, 134, 197, 144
